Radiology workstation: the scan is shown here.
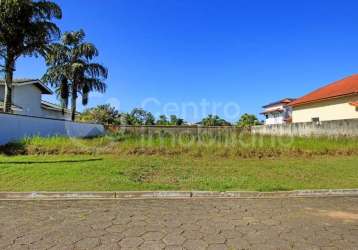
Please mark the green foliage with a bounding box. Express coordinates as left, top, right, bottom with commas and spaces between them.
201, 114, 231, 126
42, 30, 108, 121
0, 0, 62, 112
156, 115, 169, 125
170, 115, 185, 125
237, 113, 261, 128
7, 133, 358, 159
79, 104, 119, 124
116, 108, 156, 125
129, 108, 155, 125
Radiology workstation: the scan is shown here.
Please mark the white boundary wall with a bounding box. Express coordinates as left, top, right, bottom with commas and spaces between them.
251, 118, 358, 137
0, 113, 104, 145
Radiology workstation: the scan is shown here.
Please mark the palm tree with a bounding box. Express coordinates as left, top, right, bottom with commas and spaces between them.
0, 0, 62, 112
42, 42, 71, 115
43, 30, 108, 121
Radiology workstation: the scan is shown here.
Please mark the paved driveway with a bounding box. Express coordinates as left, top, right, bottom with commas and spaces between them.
0, 197, 357, 249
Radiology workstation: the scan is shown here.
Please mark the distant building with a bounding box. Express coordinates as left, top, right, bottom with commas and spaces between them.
261, 98, 296, 125
0, 79, 71, 120
290, 75, 358, 123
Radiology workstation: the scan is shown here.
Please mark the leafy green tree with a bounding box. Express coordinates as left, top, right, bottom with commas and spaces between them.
129, 108, 155, 125
79, 104, 119, 124
201, 114, 231, 126
0, 0, 62, 112
117, 112, 133, 125
156, 115, 169, 125
170, 115, 185, 125
145, 112, 156, 125
118, 108, 155, 125
42, 30, 108, 121
237, 113, 261, 128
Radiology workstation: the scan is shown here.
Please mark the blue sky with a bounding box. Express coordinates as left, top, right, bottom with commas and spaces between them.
14, 0, 358, 122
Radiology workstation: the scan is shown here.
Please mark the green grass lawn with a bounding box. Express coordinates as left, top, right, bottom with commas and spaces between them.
1, 154, 358, 192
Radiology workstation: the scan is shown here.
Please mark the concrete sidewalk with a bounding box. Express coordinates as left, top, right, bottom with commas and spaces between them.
0, 197, 357, 249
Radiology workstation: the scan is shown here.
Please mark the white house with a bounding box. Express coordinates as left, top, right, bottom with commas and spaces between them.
0, 79, 71, 120
261, 98, 296, 125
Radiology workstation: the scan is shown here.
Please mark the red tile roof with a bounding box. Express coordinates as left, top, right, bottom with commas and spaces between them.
290, 74, 358, 107
262, 98, 296, 108
260, 108, 284, 114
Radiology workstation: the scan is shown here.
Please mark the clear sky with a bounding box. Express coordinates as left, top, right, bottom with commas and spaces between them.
14, 0, 358, 123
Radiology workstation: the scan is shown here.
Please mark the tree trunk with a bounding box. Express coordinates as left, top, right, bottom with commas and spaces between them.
3, 52, 15, 113
71, 84, 77, 121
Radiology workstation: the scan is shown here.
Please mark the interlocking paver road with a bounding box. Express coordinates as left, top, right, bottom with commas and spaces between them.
0, 197, 357, 249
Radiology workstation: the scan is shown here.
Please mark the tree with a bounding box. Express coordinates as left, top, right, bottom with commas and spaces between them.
117, 108, 155, 125
169, 115, 185, 125
201, 114, 231, 126
237, 113, 261, 128
0, 0, 62, 112
129, 108, 155, 125
156, 115, 169, 125
144, 112, 155, 125
79, 104, 119, 124
42, 30, 108, 121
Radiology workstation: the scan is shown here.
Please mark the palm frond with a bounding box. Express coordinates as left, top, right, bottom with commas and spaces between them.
85, 63, 108, 79
83, 77, 107, 93
62, 29, 85, 46
32, 0, 62, 20
44, 43, 70, 65
75, 42, 98, 59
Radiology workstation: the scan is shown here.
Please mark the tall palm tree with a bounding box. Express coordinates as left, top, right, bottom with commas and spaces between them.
42, 43, 71, 114
43, 30, 108, 121
0, 0, 62, 112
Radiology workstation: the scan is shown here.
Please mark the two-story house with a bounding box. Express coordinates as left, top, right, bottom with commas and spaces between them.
0, 79, 71, 120
261, 98, 296, 125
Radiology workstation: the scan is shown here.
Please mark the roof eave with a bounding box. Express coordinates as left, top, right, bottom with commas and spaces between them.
290, 92, 358, 107
262, 98, 296, 108
35, 81, 53, 95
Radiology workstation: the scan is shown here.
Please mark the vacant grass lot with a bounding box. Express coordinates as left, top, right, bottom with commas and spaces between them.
1, 154, 358, 192
0, 133, 358, 191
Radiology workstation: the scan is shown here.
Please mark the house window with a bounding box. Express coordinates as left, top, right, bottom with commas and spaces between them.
311, 117, 320, 122
273, 113, 280, 118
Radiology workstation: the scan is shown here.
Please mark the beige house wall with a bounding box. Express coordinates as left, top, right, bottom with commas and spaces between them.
292, 94, 358, 123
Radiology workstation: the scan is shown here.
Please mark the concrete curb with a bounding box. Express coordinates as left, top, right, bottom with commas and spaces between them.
0, 189, 358, 200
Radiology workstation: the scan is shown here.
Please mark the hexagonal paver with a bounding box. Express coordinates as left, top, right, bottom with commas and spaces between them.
163, 233, 186, 246
219, 229, 240, 239
142, 231, 165, 241
207, 243, 228, 250
182, 230, 204, 240
74, 237, 100, 249
106, 224, 126, 234
164, 246, 184, 250
119, 237, 143, 248
0, 197, 357, 250
112, 217, 132, 225
202, 234, 226, 244
183, 239, 208, 250
123, 226, 147, 237
139, 240, 165, 250
226, 238, 251, 249
95, 242, 120, 250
